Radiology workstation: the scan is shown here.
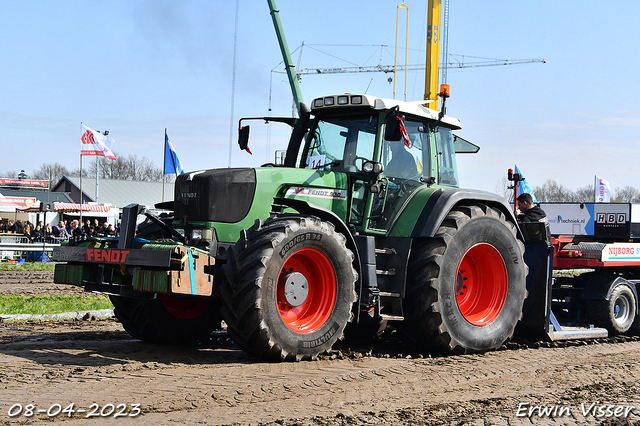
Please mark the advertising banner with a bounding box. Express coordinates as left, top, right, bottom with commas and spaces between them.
543, 203, 630, 237
0, 197, 37, 208
0, 179, 49, 188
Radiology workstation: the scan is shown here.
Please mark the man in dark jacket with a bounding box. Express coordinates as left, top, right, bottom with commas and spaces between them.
516, 193, 547, 223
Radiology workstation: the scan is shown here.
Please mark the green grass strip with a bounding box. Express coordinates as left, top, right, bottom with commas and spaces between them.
0, 263, 55, 271
0, 294, 113, 315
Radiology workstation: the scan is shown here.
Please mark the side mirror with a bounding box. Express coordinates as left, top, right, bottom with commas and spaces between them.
238, 126, 252, 154
384, 113, 402, 141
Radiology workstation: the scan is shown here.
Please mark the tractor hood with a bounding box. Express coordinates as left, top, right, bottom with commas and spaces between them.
174, 167, 349, 243
174, 168, 256, 223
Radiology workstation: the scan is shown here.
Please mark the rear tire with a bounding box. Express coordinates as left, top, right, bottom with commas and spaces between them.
110, 295, 221, 345
587, 285, 636, 335
219, 216, 357, 361
400, 204, 527, 354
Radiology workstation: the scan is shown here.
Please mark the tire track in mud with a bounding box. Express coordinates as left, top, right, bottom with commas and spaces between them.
3, 270, 640, 425
2, 321, 640, 425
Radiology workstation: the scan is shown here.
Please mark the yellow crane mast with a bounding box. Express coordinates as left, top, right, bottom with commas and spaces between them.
425, 0, 442, 110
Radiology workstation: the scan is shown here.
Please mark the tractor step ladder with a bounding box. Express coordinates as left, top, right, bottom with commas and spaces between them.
376, 249, 404, 321
354, 236, 405, 321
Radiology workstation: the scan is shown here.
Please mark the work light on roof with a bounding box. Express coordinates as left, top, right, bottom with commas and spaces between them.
351, 95, 362, 104
337, 95, 349, 105
313, 98, 324, 108
324, 97, 335, 106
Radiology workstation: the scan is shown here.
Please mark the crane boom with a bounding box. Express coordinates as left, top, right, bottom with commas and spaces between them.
267, 0, 304, 116
291, 58, 546, 75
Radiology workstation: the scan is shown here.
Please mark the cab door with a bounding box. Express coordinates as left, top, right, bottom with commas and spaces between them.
367, 118, 433, 233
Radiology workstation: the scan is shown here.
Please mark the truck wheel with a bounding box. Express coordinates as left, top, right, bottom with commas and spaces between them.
400, 204, 527, 354
110, 295, 221, 345
587, 285, 636, 335
219, 216, 357, 361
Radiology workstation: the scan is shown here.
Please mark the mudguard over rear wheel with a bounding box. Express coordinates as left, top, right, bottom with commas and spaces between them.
110, 295, 221, 345
400, 204, 527, 354
219, 216, 357, 362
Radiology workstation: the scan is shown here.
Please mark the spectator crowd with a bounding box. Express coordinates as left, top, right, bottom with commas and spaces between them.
0, 218, 120, 242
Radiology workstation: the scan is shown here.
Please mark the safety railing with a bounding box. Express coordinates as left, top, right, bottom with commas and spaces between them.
0, 233, 61, 261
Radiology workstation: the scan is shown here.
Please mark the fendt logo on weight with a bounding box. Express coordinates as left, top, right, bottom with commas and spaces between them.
86, 249, 130, 263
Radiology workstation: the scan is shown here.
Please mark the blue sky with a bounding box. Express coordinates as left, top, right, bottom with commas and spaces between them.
1, 1, 639, 195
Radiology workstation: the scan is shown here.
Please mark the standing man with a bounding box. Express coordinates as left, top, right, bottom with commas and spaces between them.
516, 193, 547, 223
56, 220, 70, 240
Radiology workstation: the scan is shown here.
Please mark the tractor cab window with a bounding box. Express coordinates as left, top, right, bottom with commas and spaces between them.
303, 115, 377, 172
382, 118, 428, 181
435, 126, 458, 187
368, 118, 430, 231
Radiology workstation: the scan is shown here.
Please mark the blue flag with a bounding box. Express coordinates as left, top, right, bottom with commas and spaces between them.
164, 133, 184, 175
515, 165, 538, 203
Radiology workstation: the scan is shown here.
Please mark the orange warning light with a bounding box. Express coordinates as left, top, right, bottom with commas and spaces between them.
439, 84, 450, 98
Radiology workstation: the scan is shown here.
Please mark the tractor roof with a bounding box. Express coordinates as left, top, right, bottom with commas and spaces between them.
310, 94, 462, 130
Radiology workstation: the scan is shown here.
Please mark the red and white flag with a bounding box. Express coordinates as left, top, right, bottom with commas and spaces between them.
81, 124, 116, 160
595, 175, 611, 203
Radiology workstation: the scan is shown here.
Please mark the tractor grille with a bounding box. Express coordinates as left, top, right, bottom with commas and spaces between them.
174, 168, 256, 223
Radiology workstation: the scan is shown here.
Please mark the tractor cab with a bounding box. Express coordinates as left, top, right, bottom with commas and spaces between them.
298, 94, 469, 234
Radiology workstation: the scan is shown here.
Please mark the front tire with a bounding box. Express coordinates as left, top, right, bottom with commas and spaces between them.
110, 295, 221, 345
219, 216, 357, 361
400, 204, 527, 354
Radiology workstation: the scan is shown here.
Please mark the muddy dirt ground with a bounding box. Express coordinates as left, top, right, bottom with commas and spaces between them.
2, 270, 640, 425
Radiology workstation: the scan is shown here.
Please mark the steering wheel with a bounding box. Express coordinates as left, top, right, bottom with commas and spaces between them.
261, 163, 276, 167
390, 174, 422, 194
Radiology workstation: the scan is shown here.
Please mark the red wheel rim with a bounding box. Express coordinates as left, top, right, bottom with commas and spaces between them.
455, 243, 508, 326
277, 247, 336, 333
161, 296, 211, 320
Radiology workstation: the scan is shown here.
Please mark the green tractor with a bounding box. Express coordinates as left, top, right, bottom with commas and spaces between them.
53, 93, 527, 361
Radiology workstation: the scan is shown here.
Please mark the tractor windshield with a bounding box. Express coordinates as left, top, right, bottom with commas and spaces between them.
302, 114, 378, 173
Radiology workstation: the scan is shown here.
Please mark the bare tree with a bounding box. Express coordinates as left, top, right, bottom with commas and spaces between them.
31, 163, 71, 188
70, 152, 164, 182
614, 186, 640, 203
71, 157, 98, 178
574, 185, 595, 203
533, 180, 575, 202
493, 177, 513, 201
